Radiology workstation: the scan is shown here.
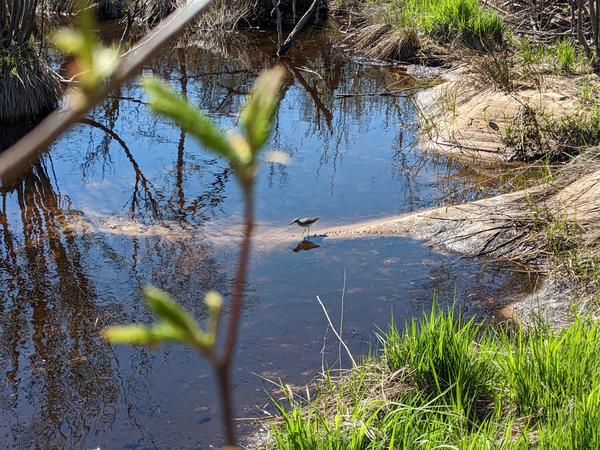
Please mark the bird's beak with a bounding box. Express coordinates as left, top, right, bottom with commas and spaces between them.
289, 221, 295, 225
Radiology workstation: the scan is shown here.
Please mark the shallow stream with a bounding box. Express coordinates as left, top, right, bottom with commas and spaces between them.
0, 31, 530, 449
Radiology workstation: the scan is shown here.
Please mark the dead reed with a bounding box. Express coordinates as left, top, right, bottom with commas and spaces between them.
1, 0, 62, 121
351, 23, 420, 61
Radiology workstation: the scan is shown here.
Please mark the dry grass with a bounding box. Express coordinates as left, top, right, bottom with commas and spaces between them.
194, 0, 255, 31
44, 0, 317, 29
264, 361, 416, 434
45, 0, 178, 21
471, 50, 519, 92
351, 23, 420, 61
0, 53, 62, 122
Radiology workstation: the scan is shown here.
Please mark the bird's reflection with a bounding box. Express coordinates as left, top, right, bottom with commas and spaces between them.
292, 239, 320, 252
291, 235, 325, 252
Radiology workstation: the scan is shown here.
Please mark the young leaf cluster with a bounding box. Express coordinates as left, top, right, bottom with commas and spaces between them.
53, 0, 119, 106
103, 287, 223, 359
143, 66, 286, 184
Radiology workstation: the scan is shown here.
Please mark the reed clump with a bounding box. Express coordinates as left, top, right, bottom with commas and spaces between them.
44, 0, 318, 29
352, 23, 420, 61
0, 0, 61, 121
0, 54, 62, 122
45, 0, 178, 22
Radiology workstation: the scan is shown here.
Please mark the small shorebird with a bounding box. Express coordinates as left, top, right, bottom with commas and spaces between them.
290, 217, 320, 238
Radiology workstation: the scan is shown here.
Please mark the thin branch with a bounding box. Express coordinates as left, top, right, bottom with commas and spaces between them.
0, 0, 214, 182
316, 295, 357, 368
216, 185, 255, 446
338, 269, 346, 371
278, 0, 320, 56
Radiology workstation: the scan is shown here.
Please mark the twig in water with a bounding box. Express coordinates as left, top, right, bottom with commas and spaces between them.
316, 295, 357, 368
338, 269, 346, 371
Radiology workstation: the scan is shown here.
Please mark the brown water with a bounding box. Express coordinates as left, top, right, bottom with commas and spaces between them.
0, 31, 529, 449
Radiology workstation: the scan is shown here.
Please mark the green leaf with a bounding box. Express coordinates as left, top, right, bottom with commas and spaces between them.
103, 323, 189, 346
148, 323, 190, 342
143, 77, 235, 162
53, 29, 86, 55
240, 66, 287, 153
102, 325, 159, 345
142, 286, 203, 340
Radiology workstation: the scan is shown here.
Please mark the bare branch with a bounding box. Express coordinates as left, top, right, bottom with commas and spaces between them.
0, 0, 214, 182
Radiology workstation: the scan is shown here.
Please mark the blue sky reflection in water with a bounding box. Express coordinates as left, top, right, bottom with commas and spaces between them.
0, 34, 529, 449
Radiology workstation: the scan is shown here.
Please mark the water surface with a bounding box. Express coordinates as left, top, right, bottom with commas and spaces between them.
0, 32, 526, 449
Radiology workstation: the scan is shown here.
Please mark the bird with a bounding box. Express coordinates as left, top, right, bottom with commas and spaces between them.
289, 216, 319, 238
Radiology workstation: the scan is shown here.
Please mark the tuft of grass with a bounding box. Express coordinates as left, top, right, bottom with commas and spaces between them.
0, 48, 62, 122
504, 98, 600, 161
500, 318, 600, 417
362, 0, 505, 56
517, 38, 592, 75
268, 306, 600, 450
577, 77, 598, 106
426, 0, 505, 49
555, 39, 577, 74
523, 204, 600, 295
383, 305, 494, 418
539, 387, 600, 449
471, 50, 516, 91
352, 23, 420, 61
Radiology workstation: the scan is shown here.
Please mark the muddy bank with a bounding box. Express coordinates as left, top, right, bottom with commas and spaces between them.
415, 72, 585, 162
320, 73, 600, 322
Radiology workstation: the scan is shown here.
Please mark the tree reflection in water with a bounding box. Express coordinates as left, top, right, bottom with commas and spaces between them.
0, 32, 501, 448
0, 160, 122, 448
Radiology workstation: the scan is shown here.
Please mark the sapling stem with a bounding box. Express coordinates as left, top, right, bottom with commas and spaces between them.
217, 187, 254, 446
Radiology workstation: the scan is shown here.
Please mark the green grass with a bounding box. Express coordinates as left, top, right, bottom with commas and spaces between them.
370, 0, 505, 49
384, 308, 494, 418
517, 38, 592, 75
268, 306, 600, 449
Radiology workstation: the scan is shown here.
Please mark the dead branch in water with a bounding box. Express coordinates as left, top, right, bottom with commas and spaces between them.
277, 0, 320, 55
